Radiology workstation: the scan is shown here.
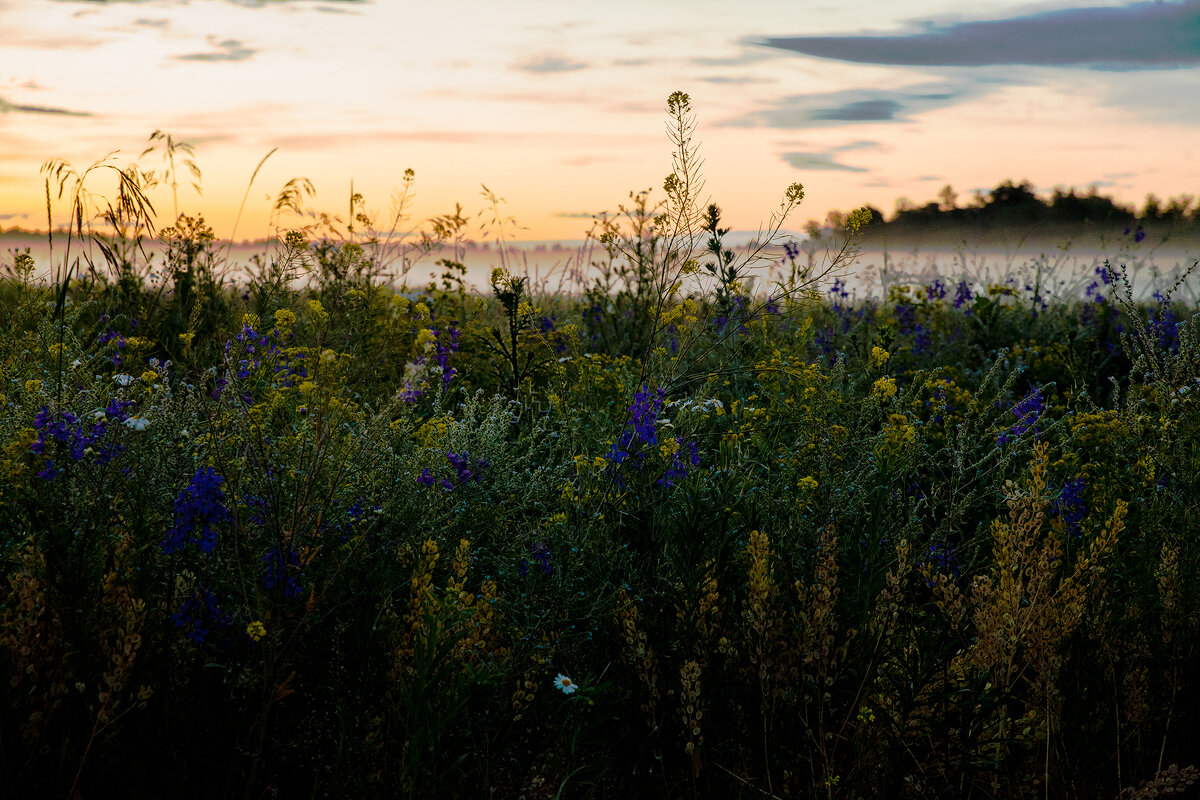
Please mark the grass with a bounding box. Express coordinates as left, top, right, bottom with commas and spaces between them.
1, 92, 1199, 799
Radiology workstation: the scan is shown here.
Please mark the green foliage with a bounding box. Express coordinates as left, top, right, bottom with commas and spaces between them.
1, 96, 1199, 800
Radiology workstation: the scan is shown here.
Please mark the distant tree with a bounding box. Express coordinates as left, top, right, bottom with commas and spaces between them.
938, 184, 958, 211
1141, 193, 1162, 221
1161, 194, 1195, 222
860, 205, 885, 226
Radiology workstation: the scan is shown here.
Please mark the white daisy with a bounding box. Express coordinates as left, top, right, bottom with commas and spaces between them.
553, 673, 578, 695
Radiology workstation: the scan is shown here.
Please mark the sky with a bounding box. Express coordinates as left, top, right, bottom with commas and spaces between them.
1, 0, 1198, 242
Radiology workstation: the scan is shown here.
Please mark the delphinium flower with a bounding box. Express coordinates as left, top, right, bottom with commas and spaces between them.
1150, 291, 1180, 352
1123, 224, 1146, 243
921, 539, 960, 587
1052, 478, 1087, 538
417, 451, 490, 491
518, 541, 554, 577
656, 438, 700, 488
925, 279, 947, 301
433, 326, 461, 388
997, 386, 1044, 445
171, 586, 233, 645
713, 294, 750, 336
29, 402, 128, 479
162, 467, 231, 554
607, 385, 666, 467
262, 545, 303, 598
953, 281, 974, 311
894, 301, 931, 354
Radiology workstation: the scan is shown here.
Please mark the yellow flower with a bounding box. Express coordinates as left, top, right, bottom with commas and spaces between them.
869, 346, 890, 367
415, 328, 437, 350
274, 308, 297, 331
872, 377, 898, 401
24, 379, 42, 396
246, 621, 267, 642
797, 475, 819, 492
141, 370, 158, 383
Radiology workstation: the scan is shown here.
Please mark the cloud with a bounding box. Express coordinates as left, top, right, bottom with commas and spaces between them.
782, 152, 869, 172
177, 37, 256, 62
553, 211, 600, 219
512, 54, 589, 74
0, 95, 91, 116
762, 1, 1200, 70
0, 212, 30, 220
697, 75, 770, 85
722, 82, 985, 129
134, 17, 168, 27
779, 140, 884, 172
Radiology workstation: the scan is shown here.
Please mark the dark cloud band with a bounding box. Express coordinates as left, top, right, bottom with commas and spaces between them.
0, 96, 91, 116
720, 82, 982, 129
763, 1, 1200, 69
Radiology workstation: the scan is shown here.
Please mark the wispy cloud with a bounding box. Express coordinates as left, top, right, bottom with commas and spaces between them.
762, 1, 1200, 70
553, 211, 599, 219
782, 152, 869, 172
0, 95, 91, 117
0, 212, 30, 220
780, 140, 884, 173
721, 82, 987, 129
177, 37, 257, 62
698, 75, 770, 85
512, 54, 589, 74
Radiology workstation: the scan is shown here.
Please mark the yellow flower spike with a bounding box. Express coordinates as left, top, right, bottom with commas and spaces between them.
869, 346, 890, 367
141, 370, 158, 384
872, 377, 898, 401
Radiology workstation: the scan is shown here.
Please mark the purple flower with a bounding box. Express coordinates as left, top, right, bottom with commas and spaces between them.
262, 546, 303, 598
607, 385, 666, 467
519, 542, 553, 577
1052, 478, 1087, 538
433, 326, 461, 389
997, 386, 1044, 445
171, 586, 232, 645
953, 281, 974, 310
162, 467, 231, 554
656, 438, 700, 488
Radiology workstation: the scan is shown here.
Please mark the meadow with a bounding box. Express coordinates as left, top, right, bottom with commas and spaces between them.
2, 94, 1199, 799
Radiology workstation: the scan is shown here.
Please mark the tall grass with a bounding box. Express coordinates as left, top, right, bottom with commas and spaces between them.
1, 92, 1199, 799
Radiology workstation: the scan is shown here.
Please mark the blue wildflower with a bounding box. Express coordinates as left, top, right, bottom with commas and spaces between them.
162, 467, 231, 554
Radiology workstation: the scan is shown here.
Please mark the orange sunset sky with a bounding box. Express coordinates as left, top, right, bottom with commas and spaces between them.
1, 0, 1198, 242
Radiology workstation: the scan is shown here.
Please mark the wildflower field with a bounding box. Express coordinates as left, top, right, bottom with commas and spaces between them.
3, 95, 1200, 799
